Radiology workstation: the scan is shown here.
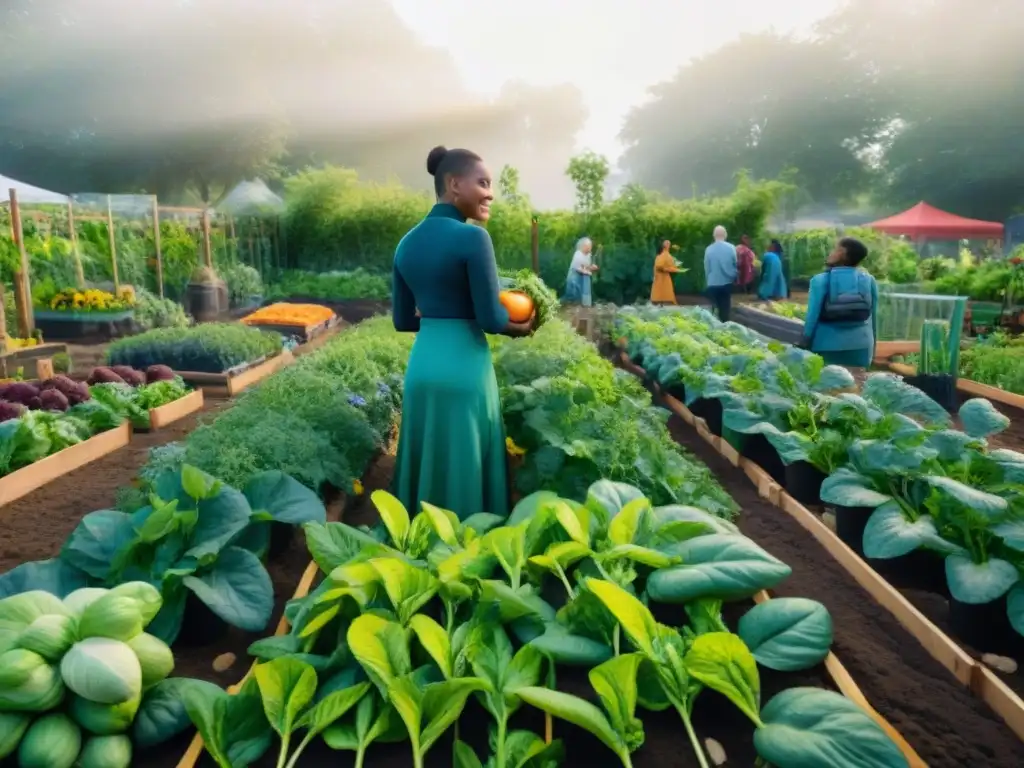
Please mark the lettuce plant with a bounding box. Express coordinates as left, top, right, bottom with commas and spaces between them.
0, 466, 327, 644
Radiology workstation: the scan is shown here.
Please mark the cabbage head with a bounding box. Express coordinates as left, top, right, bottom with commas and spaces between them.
60, 638, 142, 705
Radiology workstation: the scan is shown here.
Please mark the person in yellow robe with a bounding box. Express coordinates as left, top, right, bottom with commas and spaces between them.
651, 240, 681, 304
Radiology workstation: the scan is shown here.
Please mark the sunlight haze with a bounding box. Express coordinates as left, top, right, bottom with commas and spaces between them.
391, 0, 843, 160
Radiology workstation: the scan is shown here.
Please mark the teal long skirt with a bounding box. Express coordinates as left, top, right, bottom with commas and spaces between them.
393, 319, 510, 520
815, 348, 872, 367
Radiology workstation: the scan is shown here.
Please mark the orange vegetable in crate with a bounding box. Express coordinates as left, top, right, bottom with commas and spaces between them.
241, 303, 335, 329
499, 291, 534, 323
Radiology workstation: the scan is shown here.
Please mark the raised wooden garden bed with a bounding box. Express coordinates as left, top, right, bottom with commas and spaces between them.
32, 309, 135, 341
886, 360, 1024, 411
617, 349, 1024, 744
0, 421, 131, 507
141, 389, 205, 431
242, 314, 342, 344
172, 350, 294, 397
732, 303, 805, 344
0, 342, 68, 379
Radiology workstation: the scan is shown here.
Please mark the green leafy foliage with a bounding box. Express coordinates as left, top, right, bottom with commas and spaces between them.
178, 316, 407, 492
266, 269, 390, 302
0, 584, 207, 763
0, 466, 326, 644
106, 323, 283, 373
621, 304, 1024, 639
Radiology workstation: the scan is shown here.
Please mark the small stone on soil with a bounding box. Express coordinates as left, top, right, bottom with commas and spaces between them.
213, 652, 237, 673
705, 737, 727, 765
982, 653, 1018, 674
822, 511, 837, 532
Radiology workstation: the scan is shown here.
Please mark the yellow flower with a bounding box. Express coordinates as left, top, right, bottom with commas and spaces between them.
352, 479, 364, 496
505, 436, 526, 457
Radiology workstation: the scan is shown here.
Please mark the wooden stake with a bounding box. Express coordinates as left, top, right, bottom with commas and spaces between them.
8, 189, 33, 337
271, 216, 281, 271
531, 216, 539, 275
228, 216, 237, 261
12, 271, 30, 339
257, 218, 267, 271
0, 284, 7, 355
201, 209, 213, 268
105, 195, 120, 291
151, 197, 164, 297
64, 200, 85, 289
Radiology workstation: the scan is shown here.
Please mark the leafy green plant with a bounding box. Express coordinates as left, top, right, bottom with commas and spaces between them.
231, 473, 908, 768
499, 268, 559, 328
106, 323, 282, 373
517, 653, 644, 767
0, 409, 118, 478
252, 657, 370, 768
132, 289, 189, 332
266, 268, 390, 302
0, 466, 327, 643
0, 583, 204, 765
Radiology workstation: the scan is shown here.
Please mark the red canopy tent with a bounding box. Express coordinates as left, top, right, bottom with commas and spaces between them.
866, 202, 1004, 240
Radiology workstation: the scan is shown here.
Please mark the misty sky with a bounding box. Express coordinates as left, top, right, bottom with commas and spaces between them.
392, 0, 843, 165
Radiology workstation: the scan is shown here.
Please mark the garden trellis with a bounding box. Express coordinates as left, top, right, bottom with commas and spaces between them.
217, 179, 285, 282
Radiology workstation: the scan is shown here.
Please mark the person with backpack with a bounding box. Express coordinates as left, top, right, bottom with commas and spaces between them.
800, 237, 878, 368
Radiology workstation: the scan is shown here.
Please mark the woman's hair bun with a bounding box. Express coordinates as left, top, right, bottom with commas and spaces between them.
426, 145, 448, 176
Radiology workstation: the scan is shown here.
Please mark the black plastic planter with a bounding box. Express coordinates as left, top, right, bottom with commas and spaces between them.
905, 373, 957, 413
949, 595, 1024, 656
869, 549, 949, 597
830, 505, 873, 556
664, 382, 686, 402
722, 426, 746, 452
268, 522, 296, 559
742, 434, 786, 485
176, 593, 229, 647
690, 397, 723, 436
784, 461, 827, 505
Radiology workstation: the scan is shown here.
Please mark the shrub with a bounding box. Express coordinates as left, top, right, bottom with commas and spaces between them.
132, 289, 189, 331
281, 167, 782, 304
265, 269, 391, 301
168, 316, 410, 492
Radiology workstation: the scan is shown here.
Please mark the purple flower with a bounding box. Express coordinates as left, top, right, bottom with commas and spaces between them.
377, 382, 391, 396
347, 394, 367, 407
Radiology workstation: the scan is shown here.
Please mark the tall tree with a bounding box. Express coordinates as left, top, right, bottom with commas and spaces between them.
0, 0, 586, 205
620, 31, 881, 205
620, 0, 1024, 220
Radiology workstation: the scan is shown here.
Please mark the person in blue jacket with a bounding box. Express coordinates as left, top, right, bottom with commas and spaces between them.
801, 237, 878, 368
757, 239, 788, 300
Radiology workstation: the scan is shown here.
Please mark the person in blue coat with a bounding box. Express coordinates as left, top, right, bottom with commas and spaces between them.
801, 237, 878, 368
757, 239, 788, 300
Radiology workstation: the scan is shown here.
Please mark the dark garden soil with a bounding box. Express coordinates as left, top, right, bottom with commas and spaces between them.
662, 410, 1024, 768
0, 399, 231, 573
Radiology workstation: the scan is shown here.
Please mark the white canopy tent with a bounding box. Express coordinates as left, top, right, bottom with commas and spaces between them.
0, 174, 69, 205
217, 179, 284, 216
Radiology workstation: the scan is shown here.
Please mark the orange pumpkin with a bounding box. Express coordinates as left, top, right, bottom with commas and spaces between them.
500, 290, 534, 323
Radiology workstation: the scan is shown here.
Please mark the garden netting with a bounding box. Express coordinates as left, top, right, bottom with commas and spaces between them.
876, 289, 967, 347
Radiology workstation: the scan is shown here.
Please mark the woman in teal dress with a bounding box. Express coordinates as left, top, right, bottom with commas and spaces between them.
391, 145, 534, 519
801, 237, 878, 368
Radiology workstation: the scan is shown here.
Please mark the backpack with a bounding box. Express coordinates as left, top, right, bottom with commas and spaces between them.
819, 269, 871, 323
